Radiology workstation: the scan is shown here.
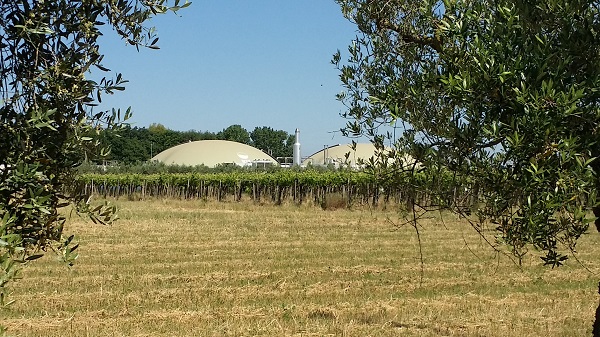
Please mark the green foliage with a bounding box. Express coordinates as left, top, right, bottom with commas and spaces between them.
77, 160, 281, 175
335, 0, 600, 266
250, 126, 294, 158
148, 123, 168, 134
0, 0, 189, 325
78, 171, 372, 190
100, 125, 216, 163
217, 124, 251, 144
75, 169, 462, 209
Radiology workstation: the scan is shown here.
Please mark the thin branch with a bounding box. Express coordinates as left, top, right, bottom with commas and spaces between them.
410, 196, 425, 287
375, 18, 443, 53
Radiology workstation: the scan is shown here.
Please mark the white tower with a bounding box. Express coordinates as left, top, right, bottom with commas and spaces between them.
293, 128, 301, 166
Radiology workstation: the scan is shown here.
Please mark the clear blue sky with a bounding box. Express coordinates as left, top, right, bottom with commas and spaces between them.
96, 1, 361, 156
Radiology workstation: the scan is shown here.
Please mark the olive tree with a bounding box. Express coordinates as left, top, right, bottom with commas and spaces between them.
0, 0, 189, 318
334, 0, 600, 266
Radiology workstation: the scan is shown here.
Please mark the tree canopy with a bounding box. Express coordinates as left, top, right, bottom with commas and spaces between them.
217, 124, 252, 144
250, 126, 295, 159
334, 0, 600, 266
0, 0, 189, 315
101, 125, 216, 163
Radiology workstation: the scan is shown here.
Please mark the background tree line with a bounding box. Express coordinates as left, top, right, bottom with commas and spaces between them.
101, 123, 295, 163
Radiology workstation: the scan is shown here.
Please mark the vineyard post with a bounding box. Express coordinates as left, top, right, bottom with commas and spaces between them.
294, 179, 297, 204
218, 180, 222, 202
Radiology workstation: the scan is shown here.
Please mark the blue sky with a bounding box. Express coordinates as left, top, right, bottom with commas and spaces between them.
96, 1, 361, 156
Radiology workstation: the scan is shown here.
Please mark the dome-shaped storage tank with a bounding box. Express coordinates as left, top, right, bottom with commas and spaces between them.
152, 140, 279, 168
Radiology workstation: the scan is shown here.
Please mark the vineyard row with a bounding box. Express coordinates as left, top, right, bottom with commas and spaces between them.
76, 172, 471, 207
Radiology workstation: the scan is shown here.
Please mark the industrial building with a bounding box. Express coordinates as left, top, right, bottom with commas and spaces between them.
302, 143, 384, 168
150, 129, 402, 170
151, 140, 278, 168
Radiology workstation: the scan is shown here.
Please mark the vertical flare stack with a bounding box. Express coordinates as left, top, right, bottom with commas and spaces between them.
293, 128, 301, 166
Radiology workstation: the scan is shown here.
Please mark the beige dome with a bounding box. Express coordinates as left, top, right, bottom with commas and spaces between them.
152, 140, 278, 168
302, 143, 380, 168
302, 143, 414, 169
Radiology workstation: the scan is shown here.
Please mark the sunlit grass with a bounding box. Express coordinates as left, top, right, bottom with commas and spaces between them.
3, 198, 600, 336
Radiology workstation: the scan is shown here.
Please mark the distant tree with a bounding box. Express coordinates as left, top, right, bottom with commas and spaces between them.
181, 130, 217, 142
100, 125, 218, 163
250, 127, 293, 158
103, 126, 151, 163
334, 0, 600, 267
151, 128, 188, 153
148, 123, 168, 134
0, 0, 189, 322
285, 134, 296, 156
217, 124, 251, 144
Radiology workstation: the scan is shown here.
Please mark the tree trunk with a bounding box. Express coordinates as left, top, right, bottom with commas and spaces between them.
593, 206, 600, 233
591, 159, 600, 232
593, 282, 600, 337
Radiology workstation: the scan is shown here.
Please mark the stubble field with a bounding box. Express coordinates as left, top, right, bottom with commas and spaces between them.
3, 199, 600, 336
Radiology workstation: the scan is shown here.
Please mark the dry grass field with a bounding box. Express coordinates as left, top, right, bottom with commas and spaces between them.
3, 198, 600, 336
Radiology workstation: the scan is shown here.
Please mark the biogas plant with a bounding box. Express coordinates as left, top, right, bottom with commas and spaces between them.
151, 129, 380, 169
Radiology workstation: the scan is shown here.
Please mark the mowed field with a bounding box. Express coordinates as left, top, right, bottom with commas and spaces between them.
3, 199, 600, 336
